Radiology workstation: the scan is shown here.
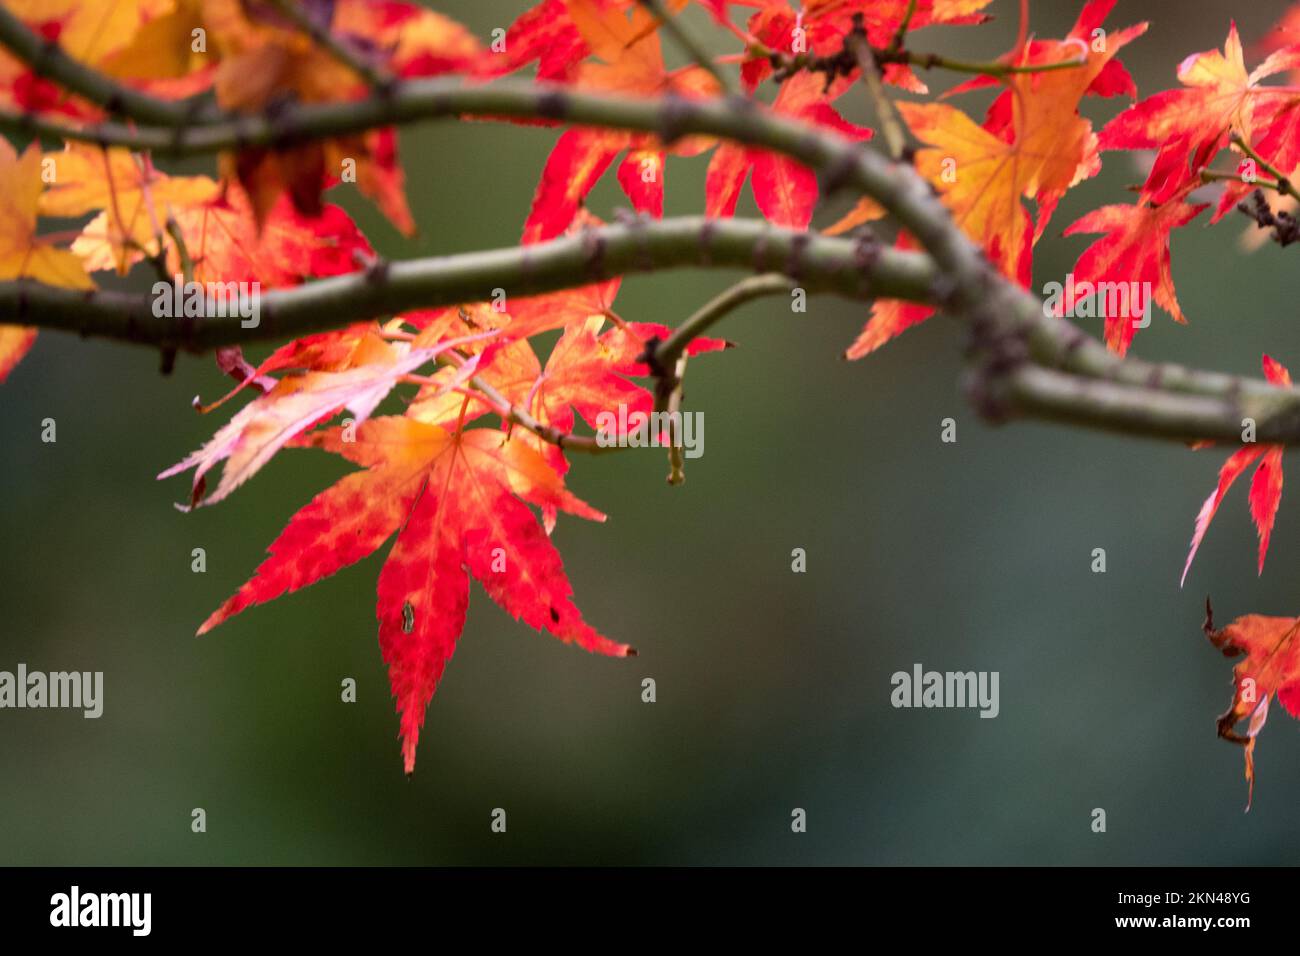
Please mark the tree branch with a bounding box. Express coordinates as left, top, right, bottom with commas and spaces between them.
3, 58, 1297, 448
0, 217, 936, 350
1002, 364, 1300, 445
1, 76, 984, 296
0, 5, 197, 126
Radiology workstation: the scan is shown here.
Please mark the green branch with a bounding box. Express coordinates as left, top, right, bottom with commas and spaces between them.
654, 272, 794, 370
1229, 132, 1300, 203
0, 5, 196, 126
1, 52, 1297, 447
0, 217, 936, 350
1003, 364, 1300, 445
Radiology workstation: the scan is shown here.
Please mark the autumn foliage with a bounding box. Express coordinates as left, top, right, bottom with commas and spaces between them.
4, 0, 1300, 795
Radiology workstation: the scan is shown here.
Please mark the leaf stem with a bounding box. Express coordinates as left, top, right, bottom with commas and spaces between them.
654, 272, 794, 370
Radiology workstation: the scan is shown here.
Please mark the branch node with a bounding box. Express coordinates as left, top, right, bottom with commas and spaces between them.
364, 256, 390, 285
819, 146, 861, 197
657, 90, 691, 146
784, 232, 811, 281
536, 90, 569, 121
581, 224, 608, 279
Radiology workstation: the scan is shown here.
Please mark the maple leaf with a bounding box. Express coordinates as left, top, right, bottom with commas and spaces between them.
39, 144, 219, 274
705, 71, 871, 229
94, 0, 217, 101
72, 178, 373, 286
845, 8, 1145, 358
0, 141, 96, 287
1203, 599, 1300, 807
0, 0, 175, 117
1181, 356, 1291, 586
202, 0, 482, 231
199, 415, 630, 773
1056, 192, 1208, 355
907, 18, 1146, 276
1100, 22, 1300, 202
0, 140, 94, 383
159, 339, 480, 508
520, 0, 719, 243
740, 0, 992, 92
944, 0, 1139, 107
407, 308, 726, 492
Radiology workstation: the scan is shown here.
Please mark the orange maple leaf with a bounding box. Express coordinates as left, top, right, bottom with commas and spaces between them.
1204, 599, 1300, 807
906, 19, 1147, 278
846, 9, 1145, 358
41, 144, 219, 274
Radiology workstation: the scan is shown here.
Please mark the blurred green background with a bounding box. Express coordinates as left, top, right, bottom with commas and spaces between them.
3, 0, 1300, 865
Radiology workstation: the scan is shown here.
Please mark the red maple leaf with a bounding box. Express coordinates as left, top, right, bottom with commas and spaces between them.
198, 416, 630, 773
1182, 355, 1291, 585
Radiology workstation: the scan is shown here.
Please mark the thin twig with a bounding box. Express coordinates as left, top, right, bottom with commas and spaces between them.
847, 27, 909, 161
638, 0, 736, 97
268, 0, 393, 91
654, 273, 794, 370
1229, 133, 1300, 203
887, 0, 918, 55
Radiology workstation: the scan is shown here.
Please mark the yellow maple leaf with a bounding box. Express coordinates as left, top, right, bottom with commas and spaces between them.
39, 143, 219, 274
0, 141, 95, 383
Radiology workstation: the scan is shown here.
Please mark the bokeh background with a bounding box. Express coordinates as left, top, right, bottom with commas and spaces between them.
3, 0, 1300, 865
